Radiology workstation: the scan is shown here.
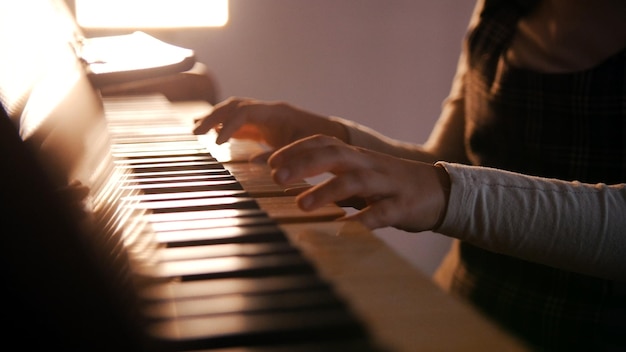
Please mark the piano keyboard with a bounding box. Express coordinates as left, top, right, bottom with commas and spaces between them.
99, 95, 381, 351
0, 1, 530, 349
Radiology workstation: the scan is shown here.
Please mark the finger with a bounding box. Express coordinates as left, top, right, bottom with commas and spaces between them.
343, 198, 400, 230
296, 169, 381, 211
193, 98, 239, 135
284, 185, 312, 196
214, 99, 281, 145
231, 124, 265, 141
268, 135, 336, 167
213, 104, 251, 144
269, 135, 363, 184
270, 143, 359, 185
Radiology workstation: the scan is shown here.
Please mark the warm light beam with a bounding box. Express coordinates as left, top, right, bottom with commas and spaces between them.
75, 0, 229, 29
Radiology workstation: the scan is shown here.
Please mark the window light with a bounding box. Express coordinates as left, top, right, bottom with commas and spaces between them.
75, 0, 229, 29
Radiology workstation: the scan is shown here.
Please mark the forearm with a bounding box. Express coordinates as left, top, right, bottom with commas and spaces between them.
436, 162, 626, 281
328, 115, 439, 163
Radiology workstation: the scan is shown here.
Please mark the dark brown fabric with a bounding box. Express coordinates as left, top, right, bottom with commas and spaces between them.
450, 1, 626, 350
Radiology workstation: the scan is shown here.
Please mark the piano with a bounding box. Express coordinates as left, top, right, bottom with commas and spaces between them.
0, 1, 528, 351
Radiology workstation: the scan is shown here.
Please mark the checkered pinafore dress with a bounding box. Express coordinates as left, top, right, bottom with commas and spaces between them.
450, 2, 626, 351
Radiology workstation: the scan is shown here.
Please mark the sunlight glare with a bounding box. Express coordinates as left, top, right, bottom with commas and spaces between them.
75, 0, 229, 29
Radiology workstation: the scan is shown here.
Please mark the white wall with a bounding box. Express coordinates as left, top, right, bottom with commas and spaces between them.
157, 0, 475, 275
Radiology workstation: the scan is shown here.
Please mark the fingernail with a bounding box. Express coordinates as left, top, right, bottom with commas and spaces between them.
299, 194, 314, 210
267, 154, 281, 167
215, 135, 226, 145
275, 168, 290, 183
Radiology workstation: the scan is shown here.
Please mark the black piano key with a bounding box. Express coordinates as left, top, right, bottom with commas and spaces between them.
146, 253, 315, 281
140, 275, 333, 301
156, 225, 287, 247
124, 168, 232, 180
145, 208, 267, 223
123, 190, 248, 203
122, 180, 244, 194
129, 196, 260, 213
111, 135, 200, 144
117, 148, 211, 155
150, 215, 275, 233
147, 308, 369, 351
114, 148, 211, 159
156, 242, 298, 262
115, 155, 217, 165
128, 161, 226, 173
112, 142, 207, 152
143, 289, 347, 319
120, 173, 237, 185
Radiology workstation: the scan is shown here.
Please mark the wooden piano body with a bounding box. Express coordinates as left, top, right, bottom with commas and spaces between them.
0, 1, 528, 351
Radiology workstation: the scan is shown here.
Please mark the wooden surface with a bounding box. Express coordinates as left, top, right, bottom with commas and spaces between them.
281, 221, 530, 352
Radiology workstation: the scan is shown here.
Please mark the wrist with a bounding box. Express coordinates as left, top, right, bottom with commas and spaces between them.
326, 116, 352, 144
432, 163, 451, 230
